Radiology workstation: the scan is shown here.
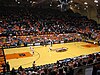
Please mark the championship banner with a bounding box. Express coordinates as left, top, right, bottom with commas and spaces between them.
27, 43, 33, 46
60, 40, 64, 43
53, 40, 60, 44
34, 42, 40, 46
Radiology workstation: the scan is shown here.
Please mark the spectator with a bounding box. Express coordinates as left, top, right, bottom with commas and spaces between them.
6, 62, 10, 72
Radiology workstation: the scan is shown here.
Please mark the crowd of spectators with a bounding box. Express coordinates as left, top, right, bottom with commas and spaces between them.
0, 7, 100, 75
0, 33, 82, 48
0, 7, 100, 48
2, 52, 99, 75
0, 8, 99, 37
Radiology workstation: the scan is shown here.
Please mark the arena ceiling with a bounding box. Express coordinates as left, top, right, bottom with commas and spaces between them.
25, 0, 99, 8
24, 0, 100, 9
0, 0, 100, 10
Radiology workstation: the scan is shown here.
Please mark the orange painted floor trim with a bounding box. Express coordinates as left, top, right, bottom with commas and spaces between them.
4, 42, 100, 69
6, 52, 32, 60
82, 44, 98, 48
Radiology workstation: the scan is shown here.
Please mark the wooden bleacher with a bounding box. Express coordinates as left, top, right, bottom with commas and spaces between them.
0, 47, 6, 73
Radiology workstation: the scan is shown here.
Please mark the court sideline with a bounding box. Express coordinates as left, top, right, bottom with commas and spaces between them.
4, 42, 100, 70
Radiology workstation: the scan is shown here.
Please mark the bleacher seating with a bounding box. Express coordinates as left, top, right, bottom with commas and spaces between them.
0, 7, 100, 75
0, 47, 6, 73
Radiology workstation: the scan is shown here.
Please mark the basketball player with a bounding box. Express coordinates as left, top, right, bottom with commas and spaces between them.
48, 46, 52, 52
50, 39, 53, 47
30, 46, 34, 54
32, 61, 36, 68
49, 46, 52, 50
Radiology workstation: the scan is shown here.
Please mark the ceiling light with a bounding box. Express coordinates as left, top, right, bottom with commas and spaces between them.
70, 5, 72, 7
30, 1, 32, 3
94, 0, 98, 3
33, 1, 36, 4
75, 4, 77, 7
84, 8, 87, 10
70, 0, 73, 3
86, 6, 88, 8
70, 7, 73, 9
18, 2, 20, 4
50, 4, 52, 6
78, 7, 80, 9
57, 4, 61, 7
84, 2, 88, 5
96, 4, 99, 6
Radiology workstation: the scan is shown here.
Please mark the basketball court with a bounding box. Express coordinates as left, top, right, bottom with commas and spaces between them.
4, 42, 100, 70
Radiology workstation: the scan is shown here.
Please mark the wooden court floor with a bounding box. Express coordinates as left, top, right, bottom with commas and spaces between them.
4, 42, 100, 70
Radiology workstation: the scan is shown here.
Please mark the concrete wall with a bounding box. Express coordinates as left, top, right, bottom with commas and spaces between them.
71, 6, 100, 24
